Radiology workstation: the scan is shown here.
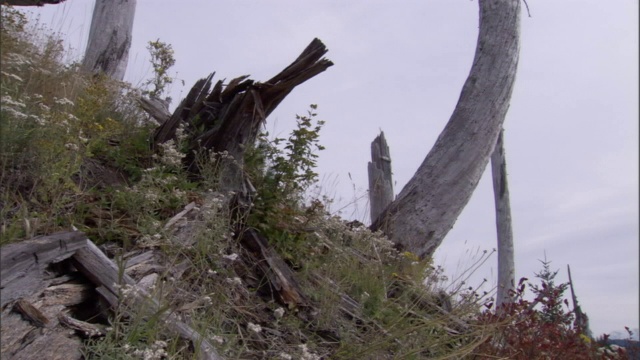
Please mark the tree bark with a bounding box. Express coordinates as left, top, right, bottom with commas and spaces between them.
82, 0, 136, 81
0, 0, 65, 5
491, 129, 515, 309
371, 0, 521, 259
368, 131, 394, 224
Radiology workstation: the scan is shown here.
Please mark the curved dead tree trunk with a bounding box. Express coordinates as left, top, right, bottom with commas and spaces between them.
491, 129, 515, 309
368, 131, 394, 224
82, 0, 136, 80
371, 0, 521, 259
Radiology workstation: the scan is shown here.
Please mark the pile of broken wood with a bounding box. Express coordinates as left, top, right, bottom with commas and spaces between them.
0, 230, 224, 360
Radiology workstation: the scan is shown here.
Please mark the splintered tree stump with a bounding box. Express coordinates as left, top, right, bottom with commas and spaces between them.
148, 38, 333, 191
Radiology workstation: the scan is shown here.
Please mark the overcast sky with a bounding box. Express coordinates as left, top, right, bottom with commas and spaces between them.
25, 0, 638, 337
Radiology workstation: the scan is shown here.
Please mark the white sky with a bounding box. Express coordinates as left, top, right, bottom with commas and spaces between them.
23, 0, 639, 337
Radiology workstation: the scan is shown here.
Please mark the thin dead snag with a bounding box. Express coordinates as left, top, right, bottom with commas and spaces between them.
491, 129, 515, 309
372, 0, 521, 259
368, 131, 394, 224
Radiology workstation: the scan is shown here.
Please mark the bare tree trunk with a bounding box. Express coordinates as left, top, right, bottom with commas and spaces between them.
0, 0, 65, 5
368, 131, 394, 224
491, 129, 515, 309
82, 0, 136, 81
371, 0, 521, 259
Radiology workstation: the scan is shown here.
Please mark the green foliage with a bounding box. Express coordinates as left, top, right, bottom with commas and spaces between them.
245, 104, 326, 257
0, 9, 190, 247
142, 39, 177, 100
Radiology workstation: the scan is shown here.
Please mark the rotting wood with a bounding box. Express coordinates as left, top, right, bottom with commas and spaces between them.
12, 298, 49, 327
1, 231, 87, 307
238, 228, 308, 309
164, 201, 197, 230
1, 234, 224, 360
71, 240, 224, 360
368, 131, 394, 224
58, 312, 106, 338
138, 96, 171, 124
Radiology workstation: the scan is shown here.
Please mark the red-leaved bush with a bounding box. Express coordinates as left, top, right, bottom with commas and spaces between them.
471, 259, 627, 360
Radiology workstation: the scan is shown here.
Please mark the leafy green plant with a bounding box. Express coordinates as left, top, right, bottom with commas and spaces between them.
246, 104, 326, 257
142, 39, 177, 100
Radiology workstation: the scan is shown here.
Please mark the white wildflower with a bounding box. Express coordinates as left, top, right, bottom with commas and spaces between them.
274, 307, 285, 320
299, 344, 321, 360
64, 143, 79, 151
54, 97, 75, 107
158, 139, 185, 167
38, 103, 50, 112
222, 253, 238, 261
2, 107, 29, 119
278, 353, 292, 360
1, 95, 25, 108
226, 277, 242, 286
212, 335, 225, 344
247, 322, 262, 333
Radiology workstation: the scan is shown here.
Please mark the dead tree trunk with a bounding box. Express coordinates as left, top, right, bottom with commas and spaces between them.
82, 0, 136, 81
368, 131, 394, 224
491, 129, 515, 309
371, 0, 521, 259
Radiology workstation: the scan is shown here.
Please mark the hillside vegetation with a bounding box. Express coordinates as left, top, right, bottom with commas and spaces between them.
0, 7, 632, 360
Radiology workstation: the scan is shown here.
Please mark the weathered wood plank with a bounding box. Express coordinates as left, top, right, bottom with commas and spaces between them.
71, 241, 224, 360
0, 232, 87, 307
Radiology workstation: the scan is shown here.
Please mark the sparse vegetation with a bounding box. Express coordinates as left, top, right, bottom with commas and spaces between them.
0, 6, 635, 360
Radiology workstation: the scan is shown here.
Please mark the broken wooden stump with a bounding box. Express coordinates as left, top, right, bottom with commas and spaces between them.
368, 131, 394, 224
145, 38, 333, 192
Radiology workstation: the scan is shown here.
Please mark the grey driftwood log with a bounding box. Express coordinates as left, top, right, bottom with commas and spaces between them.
371, 0, 522, 259
368, 131, 394, 224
